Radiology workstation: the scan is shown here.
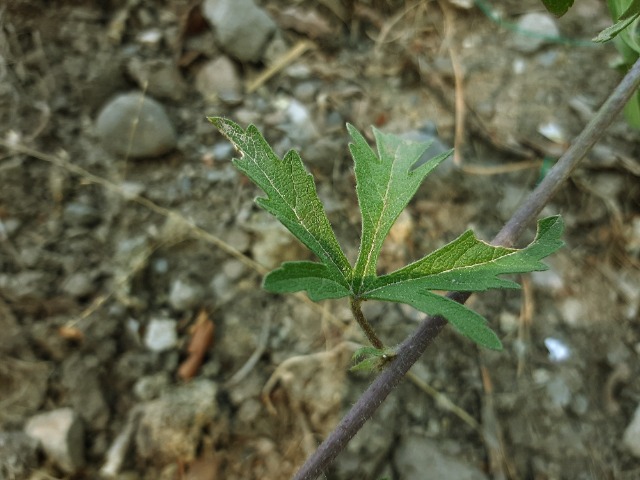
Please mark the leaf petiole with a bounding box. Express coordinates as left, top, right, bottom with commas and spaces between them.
349, 297, 384, 350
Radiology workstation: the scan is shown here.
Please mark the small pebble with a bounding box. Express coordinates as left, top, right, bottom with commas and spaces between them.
195, 56, 243, 105
544, 337, 571, 362
512, 13, 560, 53
144, 318, 178, 352
135, 380, 218, 463
168, 278, 203, 311
95, 92, 177, 158
62, 271, 96, 298
24, 408, 85, 474
202, 0, 276, 62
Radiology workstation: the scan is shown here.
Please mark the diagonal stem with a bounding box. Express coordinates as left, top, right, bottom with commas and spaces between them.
293, 56, 640, 480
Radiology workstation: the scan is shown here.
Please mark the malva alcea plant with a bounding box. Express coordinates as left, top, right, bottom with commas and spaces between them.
209, 117, 564, 360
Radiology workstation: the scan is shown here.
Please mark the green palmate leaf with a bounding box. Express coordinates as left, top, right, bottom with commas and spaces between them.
361, 216, 564, 349
208, 117, 352, 287
348, 124, 452, 292
210, 117, 564, 351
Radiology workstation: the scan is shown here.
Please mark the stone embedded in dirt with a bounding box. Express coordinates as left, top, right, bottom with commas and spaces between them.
168, 278, 204, 311
393, 434, 489, 480
126, 58, 188, 101
135, 380, 218, 464
0, 431, 40, 478
558, 297, 587, 327
24, 408, 85, 474
512, 13, 560, 53
202, 0, 276, 62
143, 317, 178, 352
284, 98, 318, 145
62, 271, 96, 298
195, 56, 243, 105
623, 403, 640, 458
95, 92, 177, 158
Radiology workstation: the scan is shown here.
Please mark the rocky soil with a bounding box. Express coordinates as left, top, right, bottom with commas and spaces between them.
1, 0, 639, 479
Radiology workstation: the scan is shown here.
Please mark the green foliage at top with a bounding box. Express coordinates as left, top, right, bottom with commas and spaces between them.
540, 0, 574, 17
549, 0, 640, 128
600, 0, 640, 128
209, 117, 564, 351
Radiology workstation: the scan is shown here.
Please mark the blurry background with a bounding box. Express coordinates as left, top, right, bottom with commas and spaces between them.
0, 0, 639, 478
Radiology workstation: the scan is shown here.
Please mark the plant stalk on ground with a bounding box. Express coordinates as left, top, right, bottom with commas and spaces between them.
292, 56, 640, 480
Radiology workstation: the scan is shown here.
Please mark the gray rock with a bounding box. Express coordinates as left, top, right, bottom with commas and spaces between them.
394, 434, 488, 480
126, 58, 188, 101
144, 317, 178, 352
0, 431, 40, 479
195, 56, 243, 105
62, 271, 96, 298
24, 408, 84, 474
623, 403, 640, 458
168, 278, 203, 311
135, 380, 218, 464
95, 92, 177, 158
284, 98, 318, 144
202, 0, 276, 62
512, 13, 560, 53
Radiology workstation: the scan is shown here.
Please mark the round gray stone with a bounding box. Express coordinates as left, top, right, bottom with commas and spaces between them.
95, 92, 177, 158
512, 12, 560, 53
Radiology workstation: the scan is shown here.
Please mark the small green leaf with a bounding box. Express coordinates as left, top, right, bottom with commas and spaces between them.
541, 0, 575, 17
350, 346, 397, 372
264, 261, 351, 300
368, 216, 564, 293
348, 123, 452, 292
593, 12, 640, 42
208, 117, 352, 284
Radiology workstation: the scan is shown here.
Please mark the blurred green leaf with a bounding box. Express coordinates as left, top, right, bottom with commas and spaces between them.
541, 0, 575, 16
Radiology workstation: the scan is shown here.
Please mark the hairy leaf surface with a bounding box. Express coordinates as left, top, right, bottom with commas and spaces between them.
264, 261, 351, 301
209, 117, 351, 285
367, 216, 564, 293
348, 124, 452, 291
360, 217, 563, 348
